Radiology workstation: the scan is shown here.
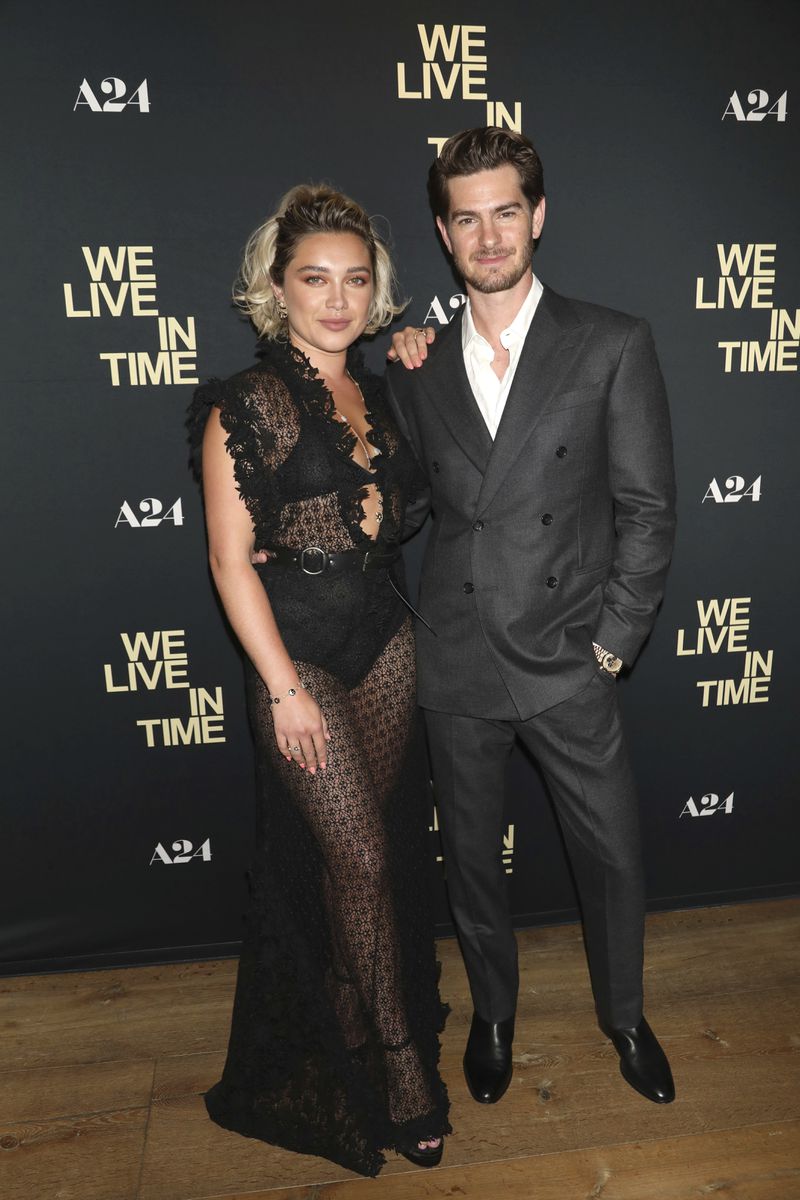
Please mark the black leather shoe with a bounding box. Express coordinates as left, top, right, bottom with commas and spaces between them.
606, 1016, 675, 1104
395, 1133, 444, 1167
463, 1012, 515, 1104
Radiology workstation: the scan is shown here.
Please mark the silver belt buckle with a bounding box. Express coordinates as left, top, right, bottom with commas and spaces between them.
300, 545, 328, 575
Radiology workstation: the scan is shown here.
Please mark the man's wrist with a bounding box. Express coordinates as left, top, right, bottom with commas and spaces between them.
592, 641, 623, 676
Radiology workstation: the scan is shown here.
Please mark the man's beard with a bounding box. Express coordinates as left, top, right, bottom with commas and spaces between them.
457, 238, 535, 295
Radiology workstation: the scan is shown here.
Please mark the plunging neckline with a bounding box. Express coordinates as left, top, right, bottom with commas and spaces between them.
257, 338, 389, 545
316, 365, 385, 537
333, 375, 382, 476
334, 411, 379, 470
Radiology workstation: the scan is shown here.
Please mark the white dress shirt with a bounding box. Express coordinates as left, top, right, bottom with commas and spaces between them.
461, 273, 543, 439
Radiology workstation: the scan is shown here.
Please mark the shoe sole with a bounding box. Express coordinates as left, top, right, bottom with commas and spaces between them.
397, 1146, 444, 1167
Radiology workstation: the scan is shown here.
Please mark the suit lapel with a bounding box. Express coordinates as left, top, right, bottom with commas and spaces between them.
416, 310, 493, 475
475, 286, 591, 516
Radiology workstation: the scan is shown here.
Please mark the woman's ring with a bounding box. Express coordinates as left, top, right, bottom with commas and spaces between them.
290, 745, 301, 753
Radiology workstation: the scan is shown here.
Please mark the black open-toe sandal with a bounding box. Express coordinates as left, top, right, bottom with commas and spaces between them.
396, 1133, 444, 1168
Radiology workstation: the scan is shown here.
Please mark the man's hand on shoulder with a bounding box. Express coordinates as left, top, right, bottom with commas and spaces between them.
386, 325, 436, 370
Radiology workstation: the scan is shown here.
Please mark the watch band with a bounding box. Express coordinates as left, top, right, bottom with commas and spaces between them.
592, 642, 623, 676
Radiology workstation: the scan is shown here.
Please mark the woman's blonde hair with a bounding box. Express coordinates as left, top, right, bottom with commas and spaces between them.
233, 184, 405, 339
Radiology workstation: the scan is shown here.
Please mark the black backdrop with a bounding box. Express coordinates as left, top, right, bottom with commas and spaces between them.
3, 0, 798, 974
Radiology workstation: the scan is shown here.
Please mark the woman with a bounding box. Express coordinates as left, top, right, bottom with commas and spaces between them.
188, 185, 450, 1177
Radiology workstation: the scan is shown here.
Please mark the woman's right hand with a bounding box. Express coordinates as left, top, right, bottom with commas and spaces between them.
271, 689, 330, 774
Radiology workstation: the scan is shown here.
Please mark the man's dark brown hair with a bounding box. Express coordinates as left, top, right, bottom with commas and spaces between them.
428, 127, 545, 221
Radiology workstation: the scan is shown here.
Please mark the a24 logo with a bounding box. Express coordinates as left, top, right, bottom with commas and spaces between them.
702, 476, 761, 504
723, 90, 787, 122
150, 838, 211, 865
680, 793, 734, 818
115, 498, 184, 528
75, 78, 150, 113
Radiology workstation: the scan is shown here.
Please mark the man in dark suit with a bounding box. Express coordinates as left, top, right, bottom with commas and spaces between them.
386, 127, 676, 1107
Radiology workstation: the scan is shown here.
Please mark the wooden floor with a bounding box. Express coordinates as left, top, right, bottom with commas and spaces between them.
1, 899, 799, 1200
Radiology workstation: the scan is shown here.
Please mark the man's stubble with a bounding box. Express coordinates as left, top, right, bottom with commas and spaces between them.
455, 236, 535, 296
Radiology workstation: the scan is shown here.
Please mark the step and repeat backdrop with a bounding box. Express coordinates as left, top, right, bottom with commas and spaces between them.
2, 0, 798, 972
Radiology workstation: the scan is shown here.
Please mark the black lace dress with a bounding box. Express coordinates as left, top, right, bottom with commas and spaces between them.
188, 339, 450, 1177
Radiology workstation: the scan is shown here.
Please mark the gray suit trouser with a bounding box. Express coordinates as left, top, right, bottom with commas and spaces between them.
424, 671, 645, 1029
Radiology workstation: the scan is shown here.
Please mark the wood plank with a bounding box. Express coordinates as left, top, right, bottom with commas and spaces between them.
507, 987, 800, 1074
1, 899, 798, 1198
139, 978, 800, 1195
150, 1051, 226, 1101
0, 960, 237, 1070
2, 900, 795, 1073
638, 902, 800, 1004
210, 1121, 800, 1199
0, 1106, 148, 1200
138, 1049, 698, 1197
0, 1058, 153, 1123
644, 898, 800, 938
438, 899, 800, 1015
138, 1091, 359, 1198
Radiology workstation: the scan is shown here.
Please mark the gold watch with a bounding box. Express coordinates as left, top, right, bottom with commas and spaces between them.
593, 642, 623, 676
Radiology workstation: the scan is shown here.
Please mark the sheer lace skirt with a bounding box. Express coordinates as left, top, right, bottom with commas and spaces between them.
204, 614, 451, 1177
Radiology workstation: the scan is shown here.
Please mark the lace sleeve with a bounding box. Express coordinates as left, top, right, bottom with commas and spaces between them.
186, 366, 301, 545
186, 377, 227, 483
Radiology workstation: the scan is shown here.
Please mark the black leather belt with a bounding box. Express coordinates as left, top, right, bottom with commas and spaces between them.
260, 542, 436, 635
262, 544, 402, 575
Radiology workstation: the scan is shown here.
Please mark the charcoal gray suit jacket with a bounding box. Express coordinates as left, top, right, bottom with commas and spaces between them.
385, 284, 677, 721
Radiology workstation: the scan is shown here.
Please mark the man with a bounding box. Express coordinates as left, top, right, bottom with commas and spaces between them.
386, 127, 676, 1107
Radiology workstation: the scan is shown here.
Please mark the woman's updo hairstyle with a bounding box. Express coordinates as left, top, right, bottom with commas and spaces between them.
233, 184, 405, 339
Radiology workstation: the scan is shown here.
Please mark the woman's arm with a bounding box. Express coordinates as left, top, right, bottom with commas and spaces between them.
202, 407, 329, 772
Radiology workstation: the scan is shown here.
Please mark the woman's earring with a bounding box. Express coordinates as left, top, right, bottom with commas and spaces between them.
277, 299, 288, 320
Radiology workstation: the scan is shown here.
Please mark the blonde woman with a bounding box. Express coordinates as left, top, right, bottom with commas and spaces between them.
188, 186, 449, 1176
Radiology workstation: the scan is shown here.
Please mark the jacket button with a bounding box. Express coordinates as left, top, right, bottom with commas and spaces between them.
541, 513, 553, 525
546, 576, 558, 588
472, 520, 484, 531
432, 460, 440, 473
463, 582, 474, 594
556, 446, 567, 458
